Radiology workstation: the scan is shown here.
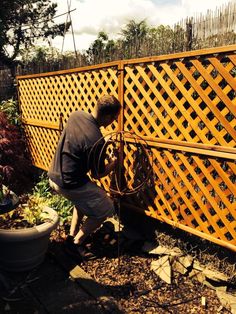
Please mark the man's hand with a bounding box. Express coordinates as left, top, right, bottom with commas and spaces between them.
92, 153, 118, 179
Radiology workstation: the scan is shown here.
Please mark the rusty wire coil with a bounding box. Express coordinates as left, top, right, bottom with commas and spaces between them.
88, 131, 153, 196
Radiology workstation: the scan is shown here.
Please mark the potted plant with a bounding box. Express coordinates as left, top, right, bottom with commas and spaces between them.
0, 104, 59, 272
0, 193, 59, 272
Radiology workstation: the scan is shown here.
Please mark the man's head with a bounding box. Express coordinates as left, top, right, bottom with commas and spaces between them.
93, 95, 121, 127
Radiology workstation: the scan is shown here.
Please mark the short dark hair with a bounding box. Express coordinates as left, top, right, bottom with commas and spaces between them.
96, 95, 121, 115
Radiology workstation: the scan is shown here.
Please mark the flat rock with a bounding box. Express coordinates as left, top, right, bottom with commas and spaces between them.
144, 244, 183, 257
202, 268, 229, 282
151, 256, 171, 284
179, 255, 193, 268
203, 280, 227, 292
193, 261, 229, 282
189, 269, 206, 283
216, 290, 236, 314
173, 255, 193, 274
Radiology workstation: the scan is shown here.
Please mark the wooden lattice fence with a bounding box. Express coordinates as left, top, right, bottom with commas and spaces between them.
17, 45, 236, 251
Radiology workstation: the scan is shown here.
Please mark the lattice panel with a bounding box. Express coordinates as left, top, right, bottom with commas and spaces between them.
19, 67, 119, 126
18, 66, 119, 169
17, 46, 236, 251
124, 53, 236, 147
123, 146, 236, 247
121, 48, 236, 249
23, 125, 61, 170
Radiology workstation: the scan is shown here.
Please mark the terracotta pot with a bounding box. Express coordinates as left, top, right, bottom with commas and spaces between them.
0, 206, 59, 272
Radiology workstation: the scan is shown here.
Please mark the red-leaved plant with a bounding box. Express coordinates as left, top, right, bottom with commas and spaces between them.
0, 111, 33, 196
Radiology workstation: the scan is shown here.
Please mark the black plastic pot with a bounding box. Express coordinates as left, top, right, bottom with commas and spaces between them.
0, 191, 19, 215
0, 198, 14, 214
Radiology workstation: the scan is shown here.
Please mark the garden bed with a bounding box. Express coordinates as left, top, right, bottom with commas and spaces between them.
82, 255, 226, 313
53, 214, 236, 314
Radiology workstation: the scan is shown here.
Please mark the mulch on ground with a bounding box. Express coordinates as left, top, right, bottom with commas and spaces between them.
55, 214, 235, 314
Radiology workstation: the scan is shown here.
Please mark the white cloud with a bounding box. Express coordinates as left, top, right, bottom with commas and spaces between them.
51, 0, 233, 52
181, 0, 229, 15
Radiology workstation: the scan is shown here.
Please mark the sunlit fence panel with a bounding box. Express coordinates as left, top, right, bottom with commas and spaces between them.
18, 64, 120, 170
17, 45, 236, 251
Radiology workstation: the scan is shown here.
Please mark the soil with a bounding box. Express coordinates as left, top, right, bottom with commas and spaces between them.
83, 256, 225, 313
54, 211, 236, 314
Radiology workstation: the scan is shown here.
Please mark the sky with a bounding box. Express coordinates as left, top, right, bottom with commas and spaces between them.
50, 0, 233, 53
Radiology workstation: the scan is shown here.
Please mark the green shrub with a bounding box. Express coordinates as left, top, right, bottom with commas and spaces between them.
33, 172, 73, 226
0, 99, 21, 126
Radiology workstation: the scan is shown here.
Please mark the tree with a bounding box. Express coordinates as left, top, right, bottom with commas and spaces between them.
86, 31, 116, 64
21, 45, 88, 73
0, 0, 71, 76
146, 25, 185, 55
120, 20, 149, 58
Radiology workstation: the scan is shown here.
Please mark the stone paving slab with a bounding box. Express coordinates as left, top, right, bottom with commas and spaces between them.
50, 242, 123, 314
0, 243, 108, 314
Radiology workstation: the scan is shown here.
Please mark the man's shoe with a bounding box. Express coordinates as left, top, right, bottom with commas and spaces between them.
64, 236, 96, 261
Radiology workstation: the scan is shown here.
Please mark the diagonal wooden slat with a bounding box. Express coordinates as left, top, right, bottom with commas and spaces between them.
192, 58, 236, 116
174, 61, 236, 146
162, 62, 236, 145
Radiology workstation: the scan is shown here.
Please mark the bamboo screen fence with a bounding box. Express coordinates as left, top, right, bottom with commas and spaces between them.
17, 45, 236, 251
